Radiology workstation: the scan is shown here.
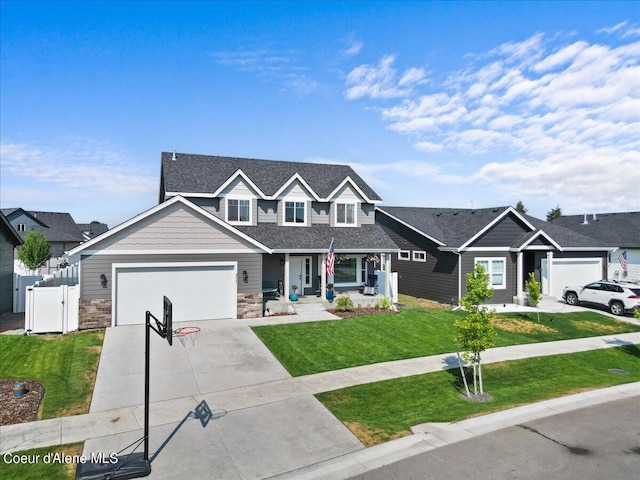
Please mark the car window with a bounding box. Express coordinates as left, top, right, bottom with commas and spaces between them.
604, 284, 620, 292
585, 283, 602, 290
630, 288, 640, 296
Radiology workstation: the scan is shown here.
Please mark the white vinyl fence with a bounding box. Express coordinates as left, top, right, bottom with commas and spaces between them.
25, 284, 79, 334
13, 273, 42, 313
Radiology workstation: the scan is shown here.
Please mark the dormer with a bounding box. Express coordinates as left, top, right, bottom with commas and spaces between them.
329, 180, 367, 227
275, 177, 316, 227
215, 172, 261, 226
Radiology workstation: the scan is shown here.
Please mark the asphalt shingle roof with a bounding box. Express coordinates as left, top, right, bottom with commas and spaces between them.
1, 209, 84, 243
378, 206, 511, 246
551, 212, 640, 248
236, 224, 398, 251
378, 206, 610, 249
160, 152, 382, 201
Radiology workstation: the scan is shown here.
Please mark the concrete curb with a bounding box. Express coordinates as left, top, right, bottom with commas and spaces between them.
270, 382, 640, 479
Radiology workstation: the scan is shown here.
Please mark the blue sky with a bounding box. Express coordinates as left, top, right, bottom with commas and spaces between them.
1, 0, 639, 227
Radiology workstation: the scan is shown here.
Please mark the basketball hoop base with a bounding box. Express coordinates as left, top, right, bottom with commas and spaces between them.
75, 452, 151, 480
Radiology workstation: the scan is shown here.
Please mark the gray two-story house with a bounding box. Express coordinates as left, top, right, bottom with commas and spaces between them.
69, 152, 398, 328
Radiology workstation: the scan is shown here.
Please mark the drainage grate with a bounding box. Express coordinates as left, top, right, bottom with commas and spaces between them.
608, 368, 630, 375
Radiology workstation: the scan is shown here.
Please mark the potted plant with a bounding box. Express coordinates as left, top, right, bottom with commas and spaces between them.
325, 284, 335, 302
290, 284, 299, 302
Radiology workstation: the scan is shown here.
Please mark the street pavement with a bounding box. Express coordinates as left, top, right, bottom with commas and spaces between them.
1, 302, 639, 479
348, 395, 640, 480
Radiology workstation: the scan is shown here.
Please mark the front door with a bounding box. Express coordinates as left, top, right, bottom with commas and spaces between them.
289, 256, 312, 295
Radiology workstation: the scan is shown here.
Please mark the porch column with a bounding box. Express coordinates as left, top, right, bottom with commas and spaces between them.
320, 253, 327, 299
546, 251, 554, 297
385, 252, 392, 301
284, 253, 290, 299
516, 251, 524, 304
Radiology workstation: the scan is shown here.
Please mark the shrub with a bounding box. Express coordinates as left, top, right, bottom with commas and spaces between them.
336, 296, 354, 312
379, 297, 392, 309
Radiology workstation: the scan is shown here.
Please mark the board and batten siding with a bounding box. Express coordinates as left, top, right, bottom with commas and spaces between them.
80, 252, 262, 301
470, 213, 532, 248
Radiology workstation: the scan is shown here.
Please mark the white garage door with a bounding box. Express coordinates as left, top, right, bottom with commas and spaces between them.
542, 258, 602, 299
114, 263, 236, 326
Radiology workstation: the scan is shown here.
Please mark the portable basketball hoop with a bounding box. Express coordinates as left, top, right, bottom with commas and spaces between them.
173, 326, 200, 347
77, 296, 173, 480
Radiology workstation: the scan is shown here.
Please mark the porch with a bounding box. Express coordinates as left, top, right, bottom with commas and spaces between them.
264, 291, 389, 316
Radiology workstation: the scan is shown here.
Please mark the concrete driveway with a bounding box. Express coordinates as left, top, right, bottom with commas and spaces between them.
85, 316, 363, 479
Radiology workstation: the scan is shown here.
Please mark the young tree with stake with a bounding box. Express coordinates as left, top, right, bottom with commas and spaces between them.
454, 263, 496, 396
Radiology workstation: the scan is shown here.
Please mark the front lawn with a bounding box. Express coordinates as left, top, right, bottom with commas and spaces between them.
0, 331, 104, 419
316, 345, 640, 446
252, 308, 640, 376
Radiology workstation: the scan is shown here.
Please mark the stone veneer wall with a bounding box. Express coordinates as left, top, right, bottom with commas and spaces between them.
237, 292, 263, 319
79, 299, 112, 330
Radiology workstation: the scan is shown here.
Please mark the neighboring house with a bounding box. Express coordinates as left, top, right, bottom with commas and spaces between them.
0, 212, 23, 314
67, 152, 398, 328
552, 212, 640, 283
375, 206, 613, 305
1, 208, 85, 274
77, 222, 109, 241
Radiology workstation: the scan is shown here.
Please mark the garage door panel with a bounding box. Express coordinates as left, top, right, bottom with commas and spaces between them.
115, 265, 236, 325
543, 258, 601, 299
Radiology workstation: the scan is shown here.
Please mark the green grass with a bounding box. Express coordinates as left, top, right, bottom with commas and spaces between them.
252, 308, 640, 376
0, 443, 83, 480
0, 331, 104, 419
316, 345, 640, 446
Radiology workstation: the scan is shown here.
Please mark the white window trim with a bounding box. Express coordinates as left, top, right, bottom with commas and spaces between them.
413, 251, 426, 262
17, 223, 26, 232
334, 201, 358, 227
475, 257, 507, 290
226, 196, 253, 225
398, 250, 410, 261
282, 198, 308, 226
332, 254, 366, 286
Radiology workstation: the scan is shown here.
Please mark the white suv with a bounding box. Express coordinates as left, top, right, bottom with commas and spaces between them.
562, 281, 640, 316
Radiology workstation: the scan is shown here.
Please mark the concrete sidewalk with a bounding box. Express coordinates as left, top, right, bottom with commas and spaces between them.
2, 327, 639, 479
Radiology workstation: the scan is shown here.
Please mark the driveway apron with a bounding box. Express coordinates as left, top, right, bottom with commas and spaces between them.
85, 318, 363, 479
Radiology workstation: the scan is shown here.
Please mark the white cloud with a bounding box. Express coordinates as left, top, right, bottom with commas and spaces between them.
0, 139, 156, 197
345, 55, 426, 100
344, 30, 640, 212
342, 36, 363, 57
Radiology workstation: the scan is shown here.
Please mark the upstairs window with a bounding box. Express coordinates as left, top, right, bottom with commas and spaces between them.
17, 223, 26, 232
284, 201, 306, 225
336, 202, 356, 226
227, 198, 251, 224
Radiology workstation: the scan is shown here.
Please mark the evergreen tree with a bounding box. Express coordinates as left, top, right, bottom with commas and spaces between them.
515, 200, 527, 215
546, 205, 562, 221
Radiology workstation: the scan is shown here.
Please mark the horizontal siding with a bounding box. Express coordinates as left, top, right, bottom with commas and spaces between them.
258, 200, 278, 223
81, 252, 262, 300
461, 251, 518, 304
359, 204, 375, 226
377, 212, 459, 304
0, 236, 15, 313
312, 203, 330, 225
96, 203, 258, 251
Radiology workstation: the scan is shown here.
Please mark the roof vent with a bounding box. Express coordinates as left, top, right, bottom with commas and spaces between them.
581, 213, 589, 225
592, 213, 597, 221
171, 149, 177, 161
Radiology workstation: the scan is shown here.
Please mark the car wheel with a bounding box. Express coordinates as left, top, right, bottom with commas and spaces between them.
565, 292, 579, 306
610, 301, 624, 316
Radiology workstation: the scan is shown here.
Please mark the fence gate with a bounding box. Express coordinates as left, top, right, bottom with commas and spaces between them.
25, 285, 80, 334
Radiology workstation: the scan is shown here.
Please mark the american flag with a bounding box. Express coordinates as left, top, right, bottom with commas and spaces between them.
618, 250, 628, 271
326, 238, 335, 277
